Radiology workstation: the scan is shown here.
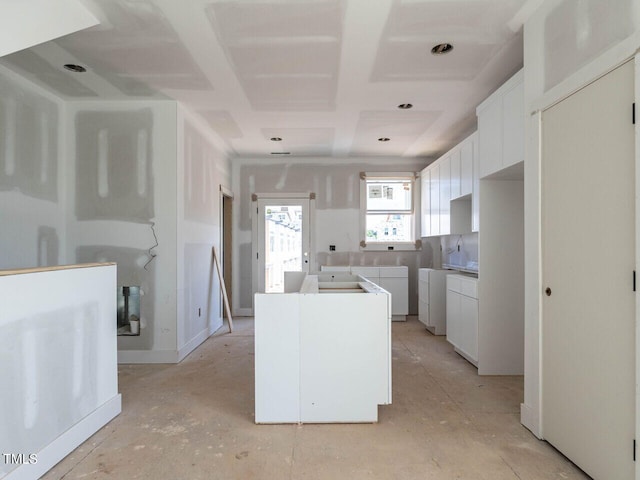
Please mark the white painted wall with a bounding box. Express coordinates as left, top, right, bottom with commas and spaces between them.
0, 66, 67, 270
231, 157, 432, 316
176, 105, 231, 360
0, 264, 120, 479
522, 0, 640, 437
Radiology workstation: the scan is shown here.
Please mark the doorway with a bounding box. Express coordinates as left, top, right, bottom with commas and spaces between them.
541, 59, 635, 479
256, 197, 311, 293
220, 187, 233, 319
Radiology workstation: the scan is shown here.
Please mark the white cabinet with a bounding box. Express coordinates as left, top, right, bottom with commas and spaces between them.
321, 265, 408, 321
419, 132, 477, 237
255, 273, 392, 424
420, 169, 431, 237
460, 140, 473, 197
472, 135, 480, 232
430, 164, 440, 236
446, 274, 479, 366
439, 156, 451, 236
418, 268, 448, 335
477, 69, 524, 179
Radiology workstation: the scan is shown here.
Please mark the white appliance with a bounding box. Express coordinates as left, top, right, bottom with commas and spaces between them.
417, 268, 450, 335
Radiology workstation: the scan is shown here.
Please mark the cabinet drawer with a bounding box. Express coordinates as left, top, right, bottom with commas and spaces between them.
418, 268, 431, 282
418, 279, 429, 301
379, 266, 407, 278
447, 274, 462, 293
321, 266, 350, 272
459, 278, 478, 299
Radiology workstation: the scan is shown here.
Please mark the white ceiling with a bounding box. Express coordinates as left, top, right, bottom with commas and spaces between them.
0, 0, 526, 159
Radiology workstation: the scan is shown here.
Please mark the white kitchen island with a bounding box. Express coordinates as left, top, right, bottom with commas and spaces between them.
254, 273, 392, 424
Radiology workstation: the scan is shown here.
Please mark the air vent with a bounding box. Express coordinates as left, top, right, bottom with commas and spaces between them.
270, 152, 291, 155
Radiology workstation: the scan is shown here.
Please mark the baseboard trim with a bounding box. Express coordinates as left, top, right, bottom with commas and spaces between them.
234, 308, 253, 317
177, 327, 211, 362
520, 403, 542, 439
5, 395, 122, 480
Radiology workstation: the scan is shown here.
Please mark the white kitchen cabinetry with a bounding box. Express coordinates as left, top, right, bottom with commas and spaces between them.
439, 156, 451, 236
420, 169, 431, 237
476, 69, 524, 179
446, 274, 479, 366
418, 268, 449, 335
419, 132, 477, 237
255, 273, 391, 424
321, 265, 408, 321
430, 163, 440, 236
472, 136, 480, 232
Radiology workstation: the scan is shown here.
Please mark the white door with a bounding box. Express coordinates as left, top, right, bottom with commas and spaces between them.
257, 198, 310, 293
541, 60, 635, 479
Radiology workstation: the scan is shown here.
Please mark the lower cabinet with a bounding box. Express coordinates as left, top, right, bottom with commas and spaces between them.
446, 274, 479, 366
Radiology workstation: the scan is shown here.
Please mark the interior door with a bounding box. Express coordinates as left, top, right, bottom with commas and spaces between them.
257, 198, 310, 293
541, 60, 635, 479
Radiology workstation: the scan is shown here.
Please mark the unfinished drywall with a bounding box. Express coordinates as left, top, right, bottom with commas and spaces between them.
0, 66, 65, 269
440, 233, 478, 269
522, 1, 640, 436
177, 107, 231, 357
75, 110, 154, 223
67, 100, 178, 357
232, 157, 430, 315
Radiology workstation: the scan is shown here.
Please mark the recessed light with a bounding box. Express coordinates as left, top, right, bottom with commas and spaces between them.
397, 103, 413, 109
270, 152, 291, 155
431, 43, 453, 55
270, 137, 282, 141
63, 64, 87, 73
378, 138, 390, 142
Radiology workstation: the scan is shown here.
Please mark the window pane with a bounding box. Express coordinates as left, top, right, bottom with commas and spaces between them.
366, 180, 412, 212
365, 214, 412, 242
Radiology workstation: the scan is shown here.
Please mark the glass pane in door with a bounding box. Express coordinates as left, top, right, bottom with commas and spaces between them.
264, 205, 303, 293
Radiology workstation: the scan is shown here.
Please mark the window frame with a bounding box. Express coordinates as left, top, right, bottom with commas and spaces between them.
359, 172, 421, 251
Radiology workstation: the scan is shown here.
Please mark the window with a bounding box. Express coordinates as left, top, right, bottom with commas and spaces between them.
360, 173, 419, 250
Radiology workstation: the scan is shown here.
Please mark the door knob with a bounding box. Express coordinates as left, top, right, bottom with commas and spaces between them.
545, 287, 552, 296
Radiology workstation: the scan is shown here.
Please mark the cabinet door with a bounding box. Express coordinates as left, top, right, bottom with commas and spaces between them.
420, 169, 431, 237
446, 289, 460, 348
378, 277, 408, 316
450, 149, 461, 200
472, 135, 480, 232
502, 80, 524, 169
439, 157, 450, 235
460, 138, 473, 197
430, 164, 440, 236
478, 99, 502, 178
459, 296, 478, 363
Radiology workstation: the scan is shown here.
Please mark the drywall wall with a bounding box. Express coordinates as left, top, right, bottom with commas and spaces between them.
522, 0, 640, 436
231, 157, 431, 315
0, 66, 66, 269
66, 100, 178, 357
176, 106, 231, 358
441, 233, 478, 269
0, 264, 120, 479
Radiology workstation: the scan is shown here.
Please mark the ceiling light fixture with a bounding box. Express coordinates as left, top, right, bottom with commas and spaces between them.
397, 103, 413, 109
431, 43, 453, 55
270, 137, 282, 141
378, 138, 390, 142
63, 64, 87, 73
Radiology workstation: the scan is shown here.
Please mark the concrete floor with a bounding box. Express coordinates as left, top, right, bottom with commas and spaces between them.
43, 317, 589, 480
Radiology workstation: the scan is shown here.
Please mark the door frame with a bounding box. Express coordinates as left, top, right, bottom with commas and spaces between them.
251, 193, 316, 310
219, 185, 233, 319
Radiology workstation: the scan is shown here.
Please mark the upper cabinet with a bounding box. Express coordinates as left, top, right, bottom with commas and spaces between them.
420, 132, 477, 237
476, 69, 524, 179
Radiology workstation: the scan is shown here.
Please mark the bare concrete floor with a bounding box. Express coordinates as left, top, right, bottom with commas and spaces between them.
43, 317, 589, 480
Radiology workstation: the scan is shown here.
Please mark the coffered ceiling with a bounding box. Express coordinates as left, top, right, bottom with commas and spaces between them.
1, 0, 526, 159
